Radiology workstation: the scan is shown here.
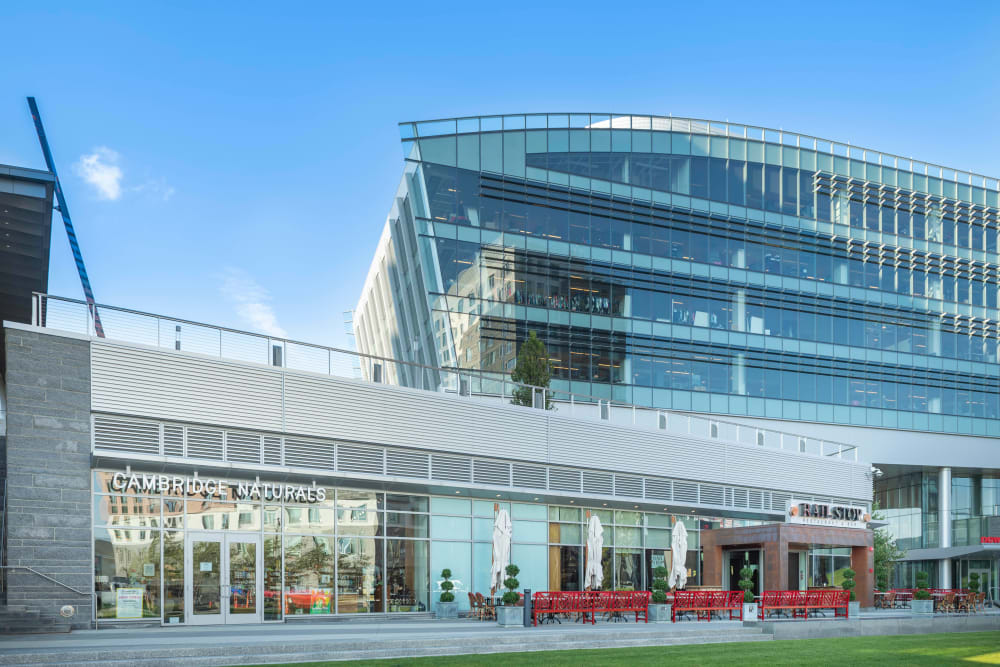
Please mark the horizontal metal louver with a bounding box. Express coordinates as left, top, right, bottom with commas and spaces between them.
263, 436, 282, 466
226, 432, 261, 464
674, 481, 698, 503
473, 460, 510, 486
163, 425, 183, 457
582, 472, 612, 496
772, 492, 790, 511
386, 449, 429, 479
700, 484, 724, 506
644, 478, 671, 501
734, 488, 749, 508
186, 428, 223, 460
337, 443, 382, 474
285, 437, 334, 470
431, 455, 471, 482
548, 468, 581, 493
512, 464, 546, 490
748, 490, 763, 509
724, 488, 733, 506
614, 476, 643, 498
94, 416, 160, 454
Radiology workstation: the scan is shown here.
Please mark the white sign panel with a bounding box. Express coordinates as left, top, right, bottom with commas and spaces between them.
786, 499, 869, 529
115, 588, 144, 619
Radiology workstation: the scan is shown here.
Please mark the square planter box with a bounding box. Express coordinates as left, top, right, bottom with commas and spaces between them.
496, 605, 522, 627
434, 601, 458, 619
649, 603, 671, 622
743, 602, 758, 621
911, 599, 934, 615
848, 601, 860, 618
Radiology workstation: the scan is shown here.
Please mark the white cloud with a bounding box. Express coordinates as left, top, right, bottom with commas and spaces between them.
219, 268, 287, 338
132, 177, 176, 202
74, 147, 123, 200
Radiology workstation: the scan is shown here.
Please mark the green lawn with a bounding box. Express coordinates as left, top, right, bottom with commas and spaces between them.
246, 632, 1000, 666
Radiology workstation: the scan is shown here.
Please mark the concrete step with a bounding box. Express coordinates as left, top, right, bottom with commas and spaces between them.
0, 626, 772, 665
0, 606, 70, 635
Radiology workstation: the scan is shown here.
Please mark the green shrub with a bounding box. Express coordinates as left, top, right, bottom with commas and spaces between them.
967, 573, 980, 594
738, 566, 755, 604
651, 565, 669, 603
914, 571, 931, 601
439, 568, 455, 603
841, 568, 856, 602
501, 564, 520, 606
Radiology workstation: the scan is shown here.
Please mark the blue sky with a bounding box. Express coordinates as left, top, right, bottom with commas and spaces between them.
3, 2, 1000, 349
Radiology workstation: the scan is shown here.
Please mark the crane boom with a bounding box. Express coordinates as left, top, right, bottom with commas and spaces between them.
27, 96, 104, 337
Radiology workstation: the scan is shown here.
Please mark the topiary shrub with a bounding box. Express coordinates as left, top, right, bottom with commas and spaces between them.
841, 568, 856, 601
738, 566, 755, 603
967, 573, 980, 594
914, 571, 931, 600
651, 566, 669, 603
501, 564, 520, 605
439, 568, 455, 603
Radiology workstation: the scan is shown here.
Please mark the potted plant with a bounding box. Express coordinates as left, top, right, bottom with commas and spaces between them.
649, 565, 671, 622
434, 568, 458, 619
738, 566, 757, 621
841, 568, 859, 617
911, 571, 933, 615
496, 564, 522, 627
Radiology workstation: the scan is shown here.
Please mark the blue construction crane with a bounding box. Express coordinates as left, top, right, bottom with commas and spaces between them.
27, 96, 105, 337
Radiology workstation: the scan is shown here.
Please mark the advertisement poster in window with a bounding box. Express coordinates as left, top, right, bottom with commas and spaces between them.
115, 588, 144, 619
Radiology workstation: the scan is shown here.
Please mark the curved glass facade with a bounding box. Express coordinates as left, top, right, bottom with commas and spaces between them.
355, 114, 1000, 437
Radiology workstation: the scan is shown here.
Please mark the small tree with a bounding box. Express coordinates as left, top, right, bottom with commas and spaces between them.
738, 566, 755, 603
914, 571, 931, 600
872, 501, 905, 591
651, 566, 669, 604
438, 568, 455, 603
501, 563, 520, 605
967, 573, 980, 594
841, 568, 857, 602
510, 331, 552, 409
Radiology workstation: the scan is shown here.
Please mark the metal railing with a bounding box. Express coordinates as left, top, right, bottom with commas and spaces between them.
0, 565, 96, 628
30, 293, 859, 461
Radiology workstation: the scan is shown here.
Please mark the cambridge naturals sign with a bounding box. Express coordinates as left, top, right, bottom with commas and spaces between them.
786, 499, 869, 529
109, 471, 327, 503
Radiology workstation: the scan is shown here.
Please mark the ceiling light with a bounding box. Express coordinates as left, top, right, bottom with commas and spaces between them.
455, 491, 461, 494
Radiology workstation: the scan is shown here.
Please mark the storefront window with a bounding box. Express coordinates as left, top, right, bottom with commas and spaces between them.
185, 500, 260, 531
284, 506, 335, 534
94, 527, 161, 619
264, 535, 282, 621
386, 539, 428, 612
337, 537, 383, 613
284, 536, 335, 615
163, 531, 184, 623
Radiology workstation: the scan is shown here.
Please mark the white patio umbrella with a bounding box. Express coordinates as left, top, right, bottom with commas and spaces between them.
489, 508, 512, 594
668, 519, 689, 590
583, 514, 604, 590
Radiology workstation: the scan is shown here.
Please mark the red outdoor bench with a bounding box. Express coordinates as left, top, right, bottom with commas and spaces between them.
757, 590, 849, 620
671, 590, 743, 623
531, 591, 650, 626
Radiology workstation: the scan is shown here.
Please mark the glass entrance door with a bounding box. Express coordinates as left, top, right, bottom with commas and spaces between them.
186, 532, 262, 624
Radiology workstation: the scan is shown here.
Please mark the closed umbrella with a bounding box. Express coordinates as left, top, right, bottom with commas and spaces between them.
489, 508, 512, 594
668, 520, 688, 590
583, 514, 604, 590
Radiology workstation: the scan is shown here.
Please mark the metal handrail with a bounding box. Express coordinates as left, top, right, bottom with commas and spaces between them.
29, 292, 860, 462
0, 566, 91, 597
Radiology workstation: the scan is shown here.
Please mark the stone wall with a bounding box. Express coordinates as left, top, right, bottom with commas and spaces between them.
3, 327, 92, 628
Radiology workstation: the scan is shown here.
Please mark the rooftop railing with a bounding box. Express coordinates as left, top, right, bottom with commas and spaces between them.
28, 293, 859, 462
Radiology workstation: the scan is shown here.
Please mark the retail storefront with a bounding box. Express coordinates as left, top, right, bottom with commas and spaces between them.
92, 469, 876, 625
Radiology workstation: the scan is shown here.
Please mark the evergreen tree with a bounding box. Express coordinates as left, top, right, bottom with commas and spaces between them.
510, 331, 553, 409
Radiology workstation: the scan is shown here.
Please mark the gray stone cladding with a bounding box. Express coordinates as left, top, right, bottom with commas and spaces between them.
3, 328, 92, 629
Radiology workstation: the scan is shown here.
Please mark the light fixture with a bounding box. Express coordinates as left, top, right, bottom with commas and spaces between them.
570, 500, 575, 504
455, 491, 461, 494
634, 505, 639, 509
496, 494, 501, 498
533, 497, 539, 501
602, 503, 607, 506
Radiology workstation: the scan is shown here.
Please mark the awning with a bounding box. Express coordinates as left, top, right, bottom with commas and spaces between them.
900, 545, 1000, 561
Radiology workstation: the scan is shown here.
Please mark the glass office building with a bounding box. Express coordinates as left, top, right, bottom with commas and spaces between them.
356, 113, 1000, 599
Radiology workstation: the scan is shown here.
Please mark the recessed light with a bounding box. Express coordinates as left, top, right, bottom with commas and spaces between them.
496, 494, 501, 498
455, 491, 461, 494
534, 498, 539, 501
570, 500, 574, 504
602, 503, 607, 506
